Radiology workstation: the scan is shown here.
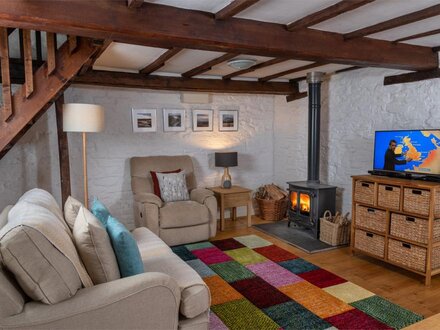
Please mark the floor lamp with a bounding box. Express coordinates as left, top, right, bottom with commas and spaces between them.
63, 103, 104, 209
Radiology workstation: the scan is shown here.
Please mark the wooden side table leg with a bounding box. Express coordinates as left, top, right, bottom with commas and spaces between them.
247, 199, 252, 227
220, 196, 225, 231
232, 207, 237, 221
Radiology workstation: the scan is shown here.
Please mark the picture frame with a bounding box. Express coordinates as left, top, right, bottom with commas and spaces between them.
163, 109, 186, 132
132, 109, 157, 132
192, 109, 213, 132
219, 110, 238, 131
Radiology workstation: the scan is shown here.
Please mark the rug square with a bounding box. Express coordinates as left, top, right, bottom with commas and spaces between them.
234, 235, 272, 249
209, 311, 229, 330
325, 308, 392, 330
254, 245, 299, 262
186, 259, 216, 278
279, 281, 354, 319
299, 268, 347, 288
185, 241, 214, 251
279, 258, 320, 274
225, 247, 268, 265
264, 301, 332, 330
246, 261, 304, 288
204, 275, 243, 305
351, 295, 423, 329
171, 245, 197, 261
191, 247, 232, 265
230, 276, 291, 309
211, 298, 280, 330
209, 261, 255, 283
323, 282, 375, 304
211, 238, 246, 251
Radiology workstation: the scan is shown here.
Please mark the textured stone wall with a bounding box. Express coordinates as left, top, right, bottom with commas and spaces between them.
274, 68, 440, 214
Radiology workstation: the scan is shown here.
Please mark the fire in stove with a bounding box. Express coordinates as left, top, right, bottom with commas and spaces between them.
290, 192, 311, 216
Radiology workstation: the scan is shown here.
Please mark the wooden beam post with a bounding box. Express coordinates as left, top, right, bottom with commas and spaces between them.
46, 32, 56, 75
68, 35, 78, 54
22, 29, 34, 97
55, 94, 71, 207
0, 27, 12, 122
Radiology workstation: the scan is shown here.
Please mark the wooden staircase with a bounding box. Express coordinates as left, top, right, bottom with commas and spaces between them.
0, 28, 102, 159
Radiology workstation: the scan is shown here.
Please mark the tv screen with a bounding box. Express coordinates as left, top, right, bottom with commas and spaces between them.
373, 130, 440, 176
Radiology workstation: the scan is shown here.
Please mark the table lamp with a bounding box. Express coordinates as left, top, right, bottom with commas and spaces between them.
215, 152, 238, 189
63, 103, 104, 208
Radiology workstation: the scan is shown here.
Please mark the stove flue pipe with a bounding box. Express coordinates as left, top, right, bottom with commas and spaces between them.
306, 72, 324, 183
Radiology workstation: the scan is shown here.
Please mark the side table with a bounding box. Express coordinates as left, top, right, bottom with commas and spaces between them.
209, 186, 252, 231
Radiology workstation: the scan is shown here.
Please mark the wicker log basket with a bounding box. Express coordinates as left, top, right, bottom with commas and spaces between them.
319, 211, 351, 246
254, 184, 288, 221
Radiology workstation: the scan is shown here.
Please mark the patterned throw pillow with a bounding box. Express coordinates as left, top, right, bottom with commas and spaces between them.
150, 169, 182, 198
156, 171, 190, 203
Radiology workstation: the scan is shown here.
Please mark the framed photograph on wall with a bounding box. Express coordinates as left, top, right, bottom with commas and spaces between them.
219, 110, 238, 131
132, 109, 157, 132
193, 109, 213, 131
163, 109, 186, 132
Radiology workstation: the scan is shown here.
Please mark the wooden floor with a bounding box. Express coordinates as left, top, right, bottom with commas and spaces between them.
213, 216, 440, 319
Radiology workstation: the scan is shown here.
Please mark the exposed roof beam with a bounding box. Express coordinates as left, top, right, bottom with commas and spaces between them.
140, 47, 182, 74
0, 1, 437, 71
286, 92, 308, 102
223, 58, 288, 80
433, 46, 440, 52
182, 53, 239, 78
215, 0, 259, 20
74, 70, 298, 95
127, 0, 144, 9
286, 0, 374, 31
394, 28, 440, 43
384, 69, 440, 85
259, 62, 326, 82
344, 4, 440, 40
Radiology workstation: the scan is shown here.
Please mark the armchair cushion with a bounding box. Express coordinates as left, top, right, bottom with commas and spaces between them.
157, 171, 190, 202
150, 169, 181, 198
160, 201, 209, 229
133, 192, 163, 208
64, 196, 83, 231
91, 198, 111, 226
190, 188, 214, 204
0, 205, 13, 229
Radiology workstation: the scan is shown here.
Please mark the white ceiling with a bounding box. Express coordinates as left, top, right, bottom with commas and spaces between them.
93, 0, 440, 81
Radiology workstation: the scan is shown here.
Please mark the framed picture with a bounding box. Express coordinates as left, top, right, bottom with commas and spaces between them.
192, 109, 213, 131
132, 109, 157, 132
163, 109, 185, 132
219, 110, 238, 131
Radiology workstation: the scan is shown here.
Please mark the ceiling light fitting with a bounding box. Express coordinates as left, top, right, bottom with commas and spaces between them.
227, 58, 257, 70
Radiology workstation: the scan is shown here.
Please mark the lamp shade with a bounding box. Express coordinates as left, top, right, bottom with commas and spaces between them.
215, 152, 238, 167
63, 103, 105, 133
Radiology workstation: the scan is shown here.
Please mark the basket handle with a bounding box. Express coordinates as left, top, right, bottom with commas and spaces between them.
323, 210, 332, 220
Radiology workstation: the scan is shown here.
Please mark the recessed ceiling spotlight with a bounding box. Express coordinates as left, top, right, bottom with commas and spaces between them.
227, 58, 257, 70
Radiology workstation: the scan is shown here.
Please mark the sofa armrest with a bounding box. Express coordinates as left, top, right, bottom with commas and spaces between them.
134, 192, 163, 208
1, 272, 181, 330
190, 188, 214, 205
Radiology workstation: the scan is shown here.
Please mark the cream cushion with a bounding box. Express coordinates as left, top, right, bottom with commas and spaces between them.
0, 205, 13, 229
160, 201, 209, 229
64, 196, 83, 231
132, 227, 172, 259
73, 207, 120, 284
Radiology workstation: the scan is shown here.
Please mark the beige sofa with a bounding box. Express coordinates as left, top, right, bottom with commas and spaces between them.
0, 190, 210, 330
130, 155, 217, 246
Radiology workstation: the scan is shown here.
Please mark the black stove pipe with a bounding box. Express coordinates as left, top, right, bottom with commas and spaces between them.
307, 72, 324, 183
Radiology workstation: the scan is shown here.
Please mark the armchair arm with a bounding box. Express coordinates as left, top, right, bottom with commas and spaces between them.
134, 192, 163, 208
190, 188, 214, 204
190, 188, 217, 238
2, 272, 180, 330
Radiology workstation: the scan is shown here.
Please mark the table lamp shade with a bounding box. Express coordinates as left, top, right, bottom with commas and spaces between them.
215, 152, 238, 167
63, 103, 105, 133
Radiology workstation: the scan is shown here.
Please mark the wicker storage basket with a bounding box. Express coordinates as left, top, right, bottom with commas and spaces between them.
319, 211, 351, 246
256, 197, 288, 221
403, 188, 431, 216
378, 184, 400, 210
388, 238, 440, 272
390, 213, 440, 244
355, 205, 387, 233
354, 180, 374, 205
354, 229, 385, 258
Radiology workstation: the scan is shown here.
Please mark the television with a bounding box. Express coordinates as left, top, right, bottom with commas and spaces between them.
372, 129, 440, 181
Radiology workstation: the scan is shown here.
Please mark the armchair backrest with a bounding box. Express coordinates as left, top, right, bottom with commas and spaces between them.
130, 155, 197, 195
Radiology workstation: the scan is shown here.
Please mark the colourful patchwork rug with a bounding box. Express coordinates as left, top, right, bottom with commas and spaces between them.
172, 235, 423, 330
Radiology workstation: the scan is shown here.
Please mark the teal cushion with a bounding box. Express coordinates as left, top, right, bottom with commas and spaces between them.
91, 198, 111, 226
106, 216, 144, 277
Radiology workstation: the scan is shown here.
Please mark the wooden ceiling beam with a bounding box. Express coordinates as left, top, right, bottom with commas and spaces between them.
345, 4, 440, 40
182, 53, 239, 78
286, 92, 308, 102
140, 47, 182, 75
0, 1, 437, 71
74, 70, 299, 95
223, 58, 288, 80
259, 62, 326, 82
286, 0, 374, 31
433, 46, 440, 52
215, 0, 259, 20
394, 29, 440, 43
384, 69, 440, 85
127, 0, 144, 9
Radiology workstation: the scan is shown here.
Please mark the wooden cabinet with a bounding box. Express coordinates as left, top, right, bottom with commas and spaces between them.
351, 175, 440, 286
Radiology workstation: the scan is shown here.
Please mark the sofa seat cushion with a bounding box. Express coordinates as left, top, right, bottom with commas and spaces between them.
132, 227, 172, 259
160, 201, 209, 229
143, 253, 210, 318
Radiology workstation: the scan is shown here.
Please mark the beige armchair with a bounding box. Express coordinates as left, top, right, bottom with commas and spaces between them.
130, 155, 217, 246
